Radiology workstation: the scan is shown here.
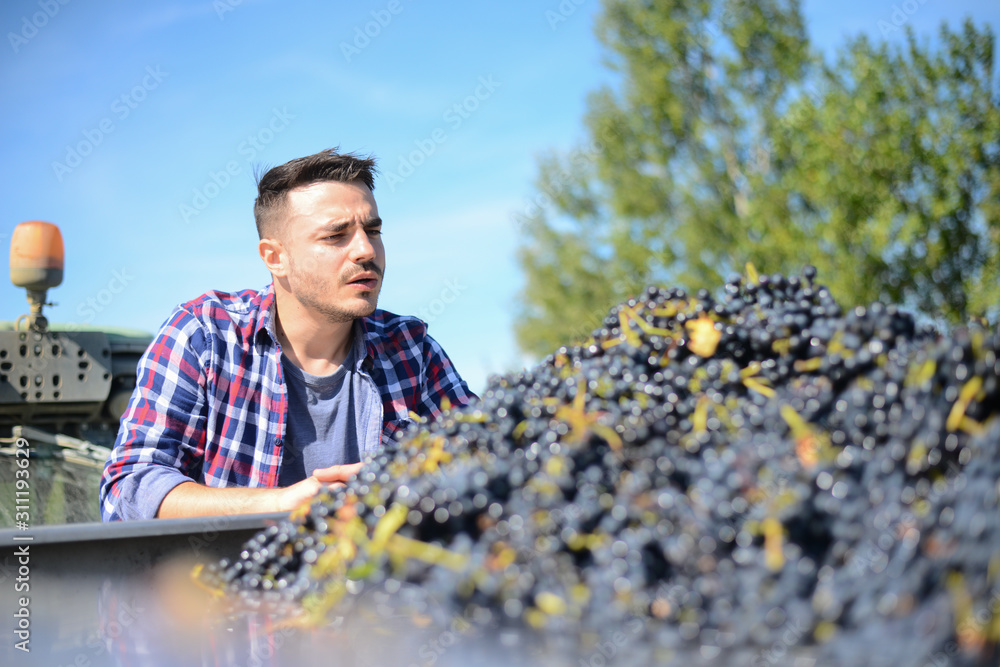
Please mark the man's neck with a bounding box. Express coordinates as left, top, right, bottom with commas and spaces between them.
273, 291, 355, 376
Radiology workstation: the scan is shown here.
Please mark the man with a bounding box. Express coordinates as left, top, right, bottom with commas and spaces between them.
100, 148, 475, 521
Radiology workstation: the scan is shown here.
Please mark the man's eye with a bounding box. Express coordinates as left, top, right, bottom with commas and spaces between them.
368, 229, 382, 236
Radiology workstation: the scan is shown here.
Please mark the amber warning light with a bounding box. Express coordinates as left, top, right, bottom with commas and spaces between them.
10, 220, 64, 331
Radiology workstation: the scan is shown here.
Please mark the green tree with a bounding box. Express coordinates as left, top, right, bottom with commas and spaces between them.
515, 0, 1000, 357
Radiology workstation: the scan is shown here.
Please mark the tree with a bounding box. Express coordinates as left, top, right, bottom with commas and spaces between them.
515, 0, 1000, 357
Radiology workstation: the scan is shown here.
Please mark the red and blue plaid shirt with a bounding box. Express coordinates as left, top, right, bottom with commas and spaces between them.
99, 283, 475, 521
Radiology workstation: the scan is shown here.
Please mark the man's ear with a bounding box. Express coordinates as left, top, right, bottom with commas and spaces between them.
258, 237, 288, 278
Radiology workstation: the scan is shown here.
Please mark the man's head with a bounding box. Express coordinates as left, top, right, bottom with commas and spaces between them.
256, 149, 385, 324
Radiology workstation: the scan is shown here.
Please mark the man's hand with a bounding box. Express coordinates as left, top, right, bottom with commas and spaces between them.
276, 463, 363, 511
313, 462, 363, 484
157, 463, 364, 519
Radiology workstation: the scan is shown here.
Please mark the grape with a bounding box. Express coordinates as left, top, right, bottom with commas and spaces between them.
198, 267, 1000, 666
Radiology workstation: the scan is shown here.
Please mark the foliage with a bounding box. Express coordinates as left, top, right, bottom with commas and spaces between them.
515, 0, 1000, 357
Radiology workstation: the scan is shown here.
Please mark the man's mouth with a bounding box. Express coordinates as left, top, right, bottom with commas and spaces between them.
346, 271, 379, 290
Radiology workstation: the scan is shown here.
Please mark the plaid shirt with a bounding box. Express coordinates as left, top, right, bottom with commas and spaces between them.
99, 283, 475, 521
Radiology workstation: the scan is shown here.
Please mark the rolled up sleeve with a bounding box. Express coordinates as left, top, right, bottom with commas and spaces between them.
99, 307, 210, 521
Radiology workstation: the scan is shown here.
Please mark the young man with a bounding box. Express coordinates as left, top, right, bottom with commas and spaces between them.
100, 149, 475, 521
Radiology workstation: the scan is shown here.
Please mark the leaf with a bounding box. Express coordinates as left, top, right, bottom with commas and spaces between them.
685, 316, 721, 357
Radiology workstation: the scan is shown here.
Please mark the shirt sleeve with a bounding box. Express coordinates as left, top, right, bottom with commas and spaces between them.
99, 306, 210, 521
416, 332, 477, 419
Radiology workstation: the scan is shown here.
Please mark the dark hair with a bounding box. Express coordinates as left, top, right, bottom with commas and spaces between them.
254, 147, 378, 239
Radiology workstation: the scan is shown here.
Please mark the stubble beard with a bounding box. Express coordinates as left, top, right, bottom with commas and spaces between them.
290, 262, 383, 324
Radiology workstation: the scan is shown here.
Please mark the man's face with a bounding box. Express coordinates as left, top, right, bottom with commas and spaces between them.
274, 180, 385, 323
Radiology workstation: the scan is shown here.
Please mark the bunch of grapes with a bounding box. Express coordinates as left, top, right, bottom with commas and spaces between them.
200, 267, 1000, 666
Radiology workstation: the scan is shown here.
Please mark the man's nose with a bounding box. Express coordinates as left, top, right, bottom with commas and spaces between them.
348, 228, 376, 263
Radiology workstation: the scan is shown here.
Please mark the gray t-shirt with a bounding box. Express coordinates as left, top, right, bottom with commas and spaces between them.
278, 329, 378, 486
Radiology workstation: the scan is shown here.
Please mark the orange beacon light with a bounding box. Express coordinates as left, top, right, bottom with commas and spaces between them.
9, 220, 65, 331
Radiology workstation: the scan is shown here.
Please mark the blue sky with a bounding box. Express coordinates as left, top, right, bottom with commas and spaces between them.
1, 0, 998, 394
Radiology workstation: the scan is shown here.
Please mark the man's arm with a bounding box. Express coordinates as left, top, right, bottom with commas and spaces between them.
100, 307, 215, 521
156, 463, 362, 518
102, 304, 364, 521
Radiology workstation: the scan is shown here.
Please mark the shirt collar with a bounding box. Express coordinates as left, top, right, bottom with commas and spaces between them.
256, 282, 378, 371
255, 283, 278, 345
356, 313, 379, 372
